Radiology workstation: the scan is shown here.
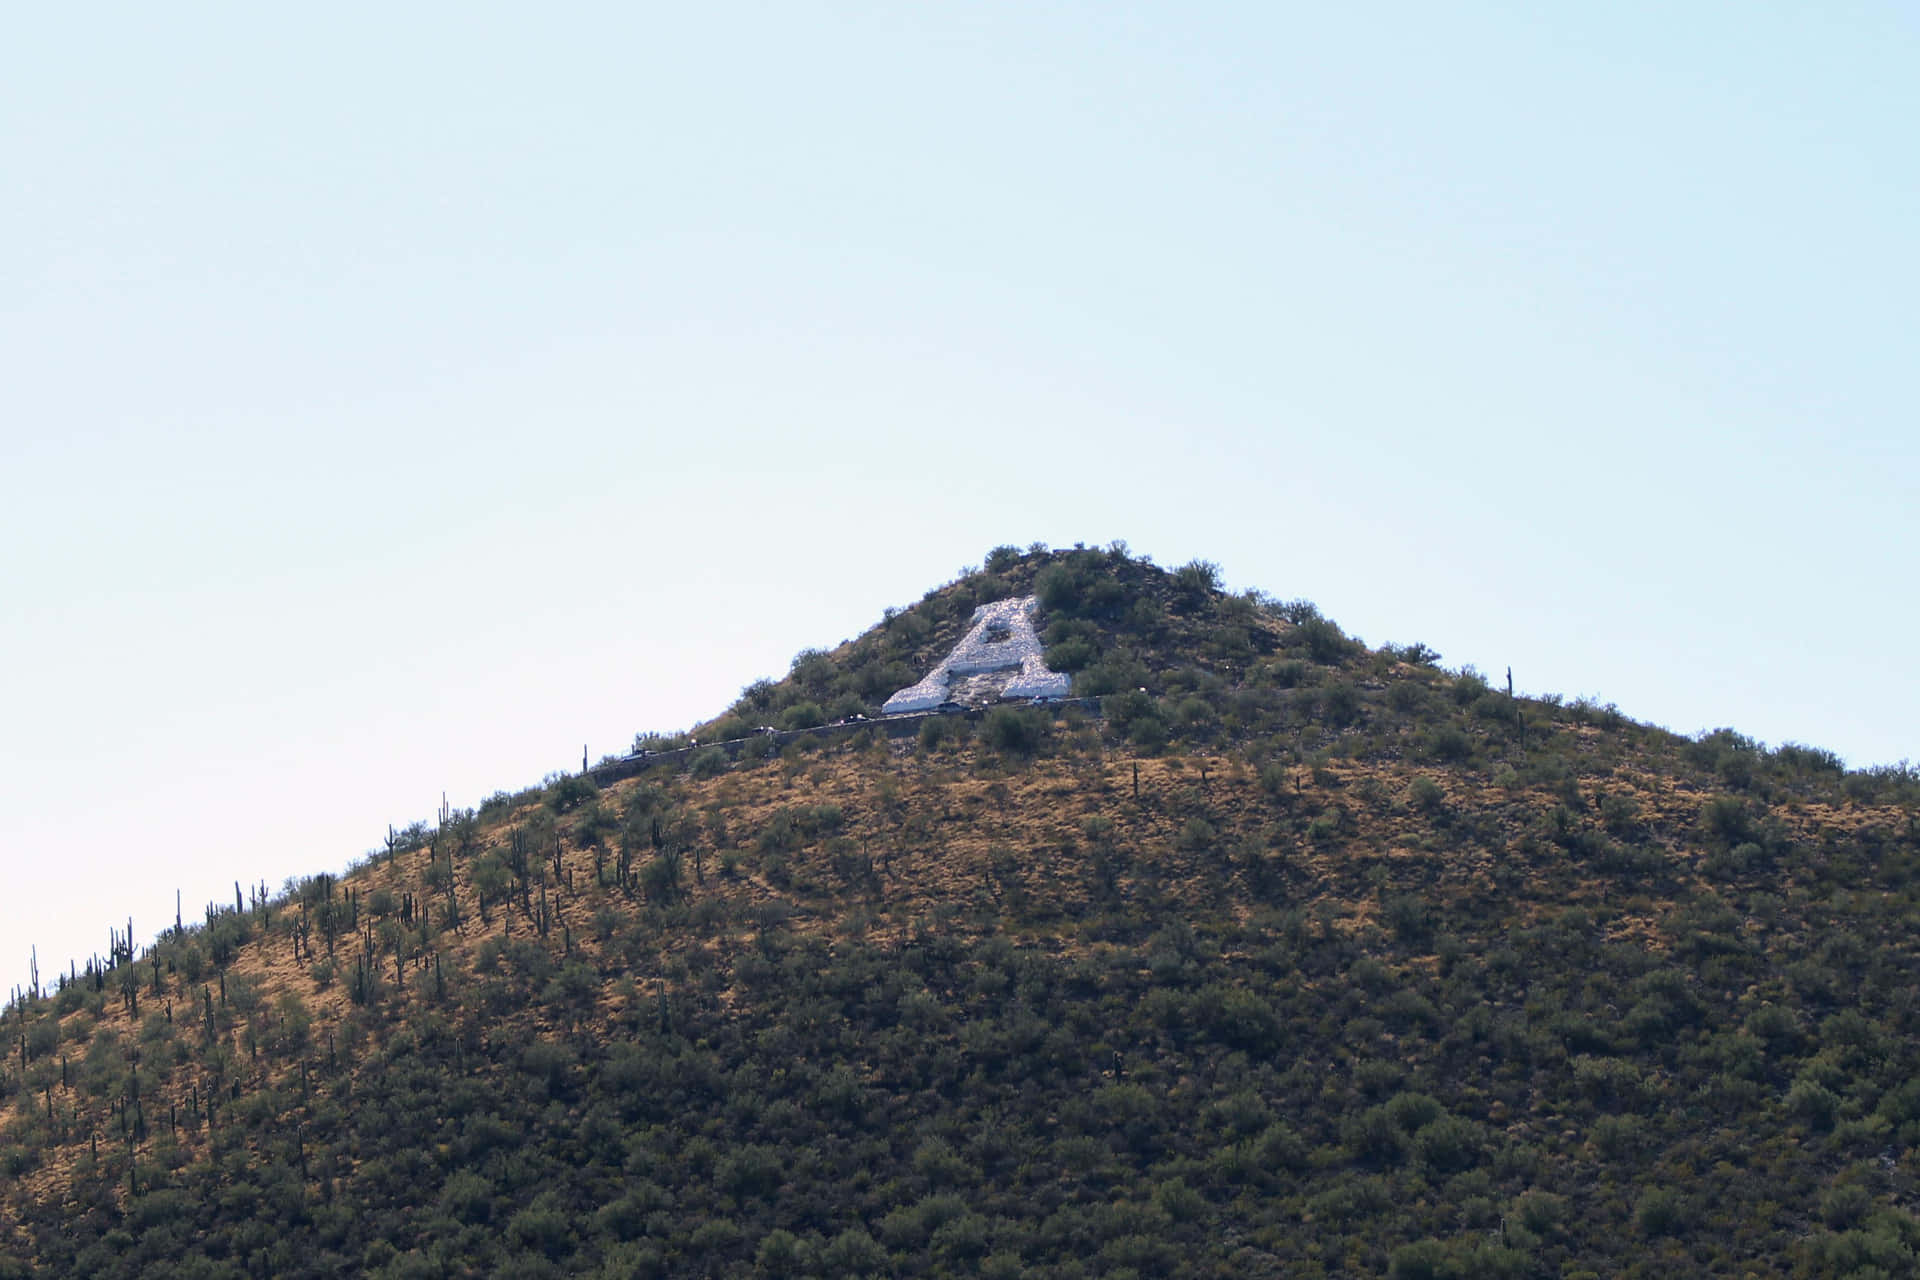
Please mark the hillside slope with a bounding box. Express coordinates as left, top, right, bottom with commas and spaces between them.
3, 545, 1919, 1279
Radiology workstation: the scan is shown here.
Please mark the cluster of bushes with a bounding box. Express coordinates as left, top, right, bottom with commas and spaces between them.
18, 805, 1920, 1277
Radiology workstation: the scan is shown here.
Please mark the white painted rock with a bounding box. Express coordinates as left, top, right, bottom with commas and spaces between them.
882, 596, 1072, 714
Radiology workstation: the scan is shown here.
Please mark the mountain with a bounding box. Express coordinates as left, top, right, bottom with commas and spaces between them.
3, 544, 1918, 1279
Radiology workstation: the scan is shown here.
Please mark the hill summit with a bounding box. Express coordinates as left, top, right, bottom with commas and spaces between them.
4, 543, 1920, 1279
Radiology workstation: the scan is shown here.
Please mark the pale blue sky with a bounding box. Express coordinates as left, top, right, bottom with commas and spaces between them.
3, 2, 1915, 996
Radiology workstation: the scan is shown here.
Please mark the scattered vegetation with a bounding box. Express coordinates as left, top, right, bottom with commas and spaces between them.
3, 543, 1918, 1278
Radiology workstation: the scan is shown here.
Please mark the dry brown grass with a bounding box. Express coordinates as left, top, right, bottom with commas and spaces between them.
10, 722, 1910, 1217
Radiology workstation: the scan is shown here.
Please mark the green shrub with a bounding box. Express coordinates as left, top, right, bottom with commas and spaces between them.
753, 1228, 808, 1276
1513, 1190, 1565, 1236
919, 715, 967, 752
779, 702, 826, 731
1388, 1239, 1451, 1280
1788, 1079, 1842, 1131
1045, 636, 1098, 672
439, 1170, 495, 1225
1819, 1183, 1873, 1230
1199, 985, 1281, 1053
1387, 642, 1442, 667
506, 1197, 572, 1258
1321, 682, 1361, 726
686, 747, 729, 779
1076, 653, 1150, 697
1422, 728, 1472, 763
1176, 817, 1217, 854
1171, 560, 1221, 611
1701, 795, 1756, 845
1255, 1122, 1308, 1172
1636, 1186, 1686, 1237
1408, 777, 1445, 814
1411, 1116, 1482, 1172
1343, 1106, 1407, 1164
984, 544, 1023, 573
1471, 693, 1520, 725
1294, 616, 1359, 664
1450, 669, 1489, 706
1384, 894, 1432, 944
544, 774, 598, 813
706, 714, 752, 742
1129, 714, 1170, 752
1385, 1091, 1444, 1133
1257, 658, 1312, 689
983, 706, 1046, 756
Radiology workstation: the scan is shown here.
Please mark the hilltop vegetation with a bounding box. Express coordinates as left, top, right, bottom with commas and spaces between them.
3, 545, 1919, 1278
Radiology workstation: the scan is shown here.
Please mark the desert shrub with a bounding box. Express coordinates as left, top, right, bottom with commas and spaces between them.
1320, 682, 1361, 726
1472, 693, 1520, 726
786, 647, 837, 691
1195, 985, 1281, 1053
1514, 1190, 1565, 1236
1819, 1183, 1874, 1230
1636, 1187, 1687, 1238
507, 1193, 574, 1259
439, 1170, 495, 1225
1344, 1106, 1407, 1165
1766, 740, 1843, 782
1717, 749, 1757, 790
1045, 636, 1098, 672
984, 544, 1024, 573
918, 715, 967, 752
1788, 1079, 1842, 1131
1259, 761, 1297, 805
1128, 713, 1169, 752
1599, 791, 1642, 836
1035, 552, 1128, 619
1256, 658, 1312, 689
1384, 895, 1433, 944
983, 706, 1046, 756
1176, 816, 1217, 855
1385, 1091, 1444, 1134
1387, 680, 1430, 714
1590, 1114, 1643, 1158
686, 747, 729, 779
779, 702, 826, 731
1450, 669, 1489, 706
819, 1228, 887, 1275
1305, 1174, 1394, 1223
1809, 1222, 1920, 1275
1746, 1003, 1803, 1051
1387, 1240, 1450, 1280
705, 714, 752, 742
1293, 615, 1359, 664
1077, 653, 1149, 697
542, 774, 598, 814
1172, 559, 1221, 609
1244, 1121, 1306, 1175
1173, 694, 1218, 737
1408, 777, 1445, 814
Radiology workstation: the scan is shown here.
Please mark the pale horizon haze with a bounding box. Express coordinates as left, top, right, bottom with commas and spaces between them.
3, 2, 1916, 996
